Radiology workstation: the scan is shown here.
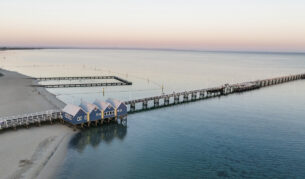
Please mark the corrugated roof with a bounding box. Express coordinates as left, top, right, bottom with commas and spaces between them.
93, 99, 113, 110
62, 104, 83, 116
79, 100, 97, 113
106, 98, 123, 108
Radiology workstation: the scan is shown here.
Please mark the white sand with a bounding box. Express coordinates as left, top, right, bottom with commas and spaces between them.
0, 69, 75, 179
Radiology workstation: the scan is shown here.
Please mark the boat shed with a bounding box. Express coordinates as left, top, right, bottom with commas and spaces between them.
93, 99, 115, 119
106, 98, 127, 117
79, 101, 102, 122
62, 104, 87, 125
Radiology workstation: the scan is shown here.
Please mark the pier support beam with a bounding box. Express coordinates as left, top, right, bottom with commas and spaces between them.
191, 93, 196, 101
154, 99, 159, 108
199, 91, 205, 99
164, 97, 169, 106
183, 94, 189, 102
206, 93, 210, 98
130, 103, 136, 112
49, 116, 52, 124
174, 95, 179, 104
142, 101, 148, 110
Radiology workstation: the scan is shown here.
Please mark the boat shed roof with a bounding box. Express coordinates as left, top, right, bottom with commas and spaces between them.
79, 100, 97, 113
106, 98, 124, 108
94, 99, 113, 110
62, 104, 83, 117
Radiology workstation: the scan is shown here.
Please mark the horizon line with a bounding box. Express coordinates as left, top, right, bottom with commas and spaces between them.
1, 46, 305, 55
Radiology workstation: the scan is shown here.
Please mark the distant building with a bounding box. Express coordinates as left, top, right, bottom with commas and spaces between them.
62, 104, 87, 124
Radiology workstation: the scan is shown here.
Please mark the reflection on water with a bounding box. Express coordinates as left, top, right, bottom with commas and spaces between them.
69, 122, 127, 153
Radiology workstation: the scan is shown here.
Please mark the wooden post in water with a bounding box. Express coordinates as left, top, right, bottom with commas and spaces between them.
154, 98, 159, 108
199, 91, 204, 99
191, 92, 196, 101
183, 93, 188, 102
130, 103, 135, 112
164, 97, 169, 106
174, 95, 179, 104
143, 101, 148, 110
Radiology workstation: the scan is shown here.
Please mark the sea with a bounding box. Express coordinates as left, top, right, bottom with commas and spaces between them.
1, 49, 305, 178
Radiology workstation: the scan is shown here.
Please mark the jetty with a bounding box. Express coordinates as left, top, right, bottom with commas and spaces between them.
1, 73, 304, 130
31, 75, 132, 88
124, 73, 305, 112
0, 110, 61, 130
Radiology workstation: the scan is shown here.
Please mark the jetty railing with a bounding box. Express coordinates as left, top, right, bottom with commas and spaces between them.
0, 110, 61, 130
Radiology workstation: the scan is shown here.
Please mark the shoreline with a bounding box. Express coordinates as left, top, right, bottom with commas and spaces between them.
0, 68, 75, 179
36, 131, 74, 179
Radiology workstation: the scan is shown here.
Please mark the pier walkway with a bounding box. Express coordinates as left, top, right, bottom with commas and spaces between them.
0, 110, 61, 130
1, 73, 304, 130
124, 73, 305, 113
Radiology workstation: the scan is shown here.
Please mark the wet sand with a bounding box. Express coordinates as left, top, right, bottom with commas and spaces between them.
0, 69, 75, 179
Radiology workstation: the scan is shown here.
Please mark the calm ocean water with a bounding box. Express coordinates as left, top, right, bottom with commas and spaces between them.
1, 49, 305, 178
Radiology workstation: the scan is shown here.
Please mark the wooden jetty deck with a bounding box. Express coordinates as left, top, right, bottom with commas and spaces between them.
0, 110, 61, 130
1, 73, 304, 130
31, 75, 132, 88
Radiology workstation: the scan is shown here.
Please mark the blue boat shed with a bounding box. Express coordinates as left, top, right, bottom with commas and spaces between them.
62, 104, 87, 125
93, 99, 115, 119
106, 98, 127, 117
79, 100, 102, 122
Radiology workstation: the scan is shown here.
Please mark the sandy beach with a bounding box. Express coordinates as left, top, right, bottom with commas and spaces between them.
0, 69, 75, 179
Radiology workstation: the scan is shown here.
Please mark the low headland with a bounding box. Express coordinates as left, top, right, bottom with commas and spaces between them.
0, 68, 76, 179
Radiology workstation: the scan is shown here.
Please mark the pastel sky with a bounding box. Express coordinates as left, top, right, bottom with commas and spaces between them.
1, 0, 305, 52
